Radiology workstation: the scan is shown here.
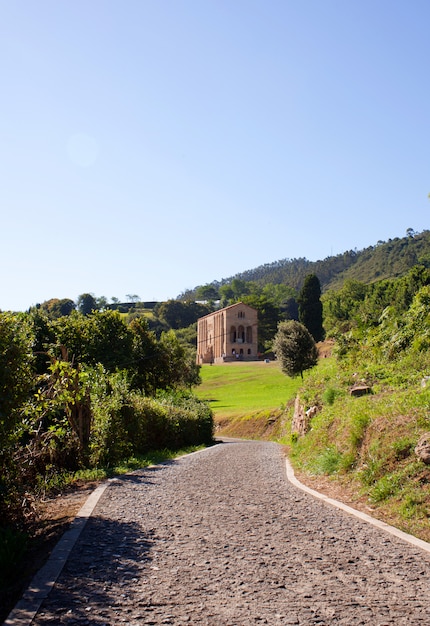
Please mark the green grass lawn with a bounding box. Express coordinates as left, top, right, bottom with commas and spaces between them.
195, 361, 301, 419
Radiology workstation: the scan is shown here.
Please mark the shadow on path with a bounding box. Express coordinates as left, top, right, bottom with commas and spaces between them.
29, 515, 154, 623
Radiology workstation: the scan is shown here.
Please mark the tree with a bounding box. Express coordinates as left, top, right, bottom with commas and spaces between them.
262, 283, 297, 309
272, 320, 318, 379
298, 274, 324, 342
77, 293, 97, 316
282, 297, 299, 321
157, 330, 201, 390
219, 279, 251, 306
53, 310, 134, 372
96, 295, 109, 311
129, 317, 161, 394
155, 300, 211, 330
40, 298, 76, 318
195, 284, 220, 302
126, 294, 140, 303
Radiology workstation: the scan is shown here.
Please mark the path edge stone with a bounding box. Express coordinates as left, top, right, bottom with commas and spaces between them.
3, 482, 110, 626
285, 457, 430, 554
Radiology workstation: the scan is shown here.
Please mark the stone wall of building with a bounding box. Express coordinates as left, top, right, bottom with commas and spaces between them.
197, 302, 258, 364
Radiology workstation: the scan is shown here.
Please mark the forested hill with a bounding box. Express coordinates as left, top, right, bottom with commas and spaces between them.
183, 230, 430, 296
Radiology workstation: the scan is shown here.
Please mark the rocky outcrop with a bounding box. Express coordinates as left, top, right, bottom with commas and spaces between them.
292, 397, 318, 436
415, 433, 430, 464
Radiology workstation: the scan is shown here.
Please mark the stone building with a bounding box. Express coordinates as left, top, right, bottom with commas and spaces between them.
196, 302, 258, 364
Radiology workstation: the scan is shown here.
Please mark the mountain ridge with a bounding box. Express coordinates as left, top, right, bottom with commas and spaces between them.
180, 229, 430, 297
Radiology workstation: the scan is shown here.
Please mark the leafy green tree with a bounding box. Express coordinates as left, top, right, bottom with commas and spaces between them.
174, 323, 198, 349
272, 320, 318, 379
371, 284, 430, 359
218, 283, 235, 306
282, 297, 299, 321
52, 310, 134, 371
96, 295, 109, 311
156, 330, 201, 390
129, 316, 161, 394
155, 300, 211, 330
395, 264, 430, 310
262, 283, 297, 308
77, 293, 97, 316
323, 280, 368, 334
195, 284, 220, 302
126, 294, 140, 303
298, 274, 324, 341
40, 298, 76, 318
219, 279, 251, 306
32, 356, 93, 459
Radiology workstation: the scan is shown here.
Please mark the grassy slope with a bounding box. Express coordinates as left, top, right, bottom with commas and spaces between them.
196, 361, 300, 416
195, 361, 301, 438
196, 356, 430, 542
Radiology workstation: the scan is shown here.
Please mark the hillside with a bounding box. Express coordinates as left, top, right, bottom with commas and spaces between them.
182, 229, 430, 296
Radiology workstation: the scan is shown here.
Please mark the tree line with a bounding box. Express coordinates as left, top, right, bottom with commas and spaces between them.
181, 229, 430, 298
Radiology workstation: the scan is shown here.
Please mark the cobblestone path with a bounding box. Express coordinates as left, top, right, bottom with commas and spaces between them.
30, 441, 430, 625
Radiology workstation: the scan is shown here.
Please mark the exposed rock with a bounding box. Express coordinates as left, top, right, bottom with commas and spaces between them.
350, 385, 372, 397
415, 433, 430, 465
292, 398, 318, 436
305, 405, 318, 419
292, 397, 307, 436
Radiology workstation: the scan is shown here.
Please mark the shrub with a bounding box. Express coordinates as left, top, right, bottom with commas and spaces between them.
322, 387, 338, 405
312, 447, 342, 475
392, 437, 415, 460
89, 367, 133, 466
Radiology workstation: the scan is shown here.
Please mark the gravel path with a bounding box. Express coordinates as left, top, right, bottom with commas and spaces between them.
28, 441, 430, 625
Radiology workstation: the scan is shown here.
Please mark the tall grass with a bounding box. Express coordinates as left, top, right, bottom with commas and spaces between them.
287, 354, 430, 541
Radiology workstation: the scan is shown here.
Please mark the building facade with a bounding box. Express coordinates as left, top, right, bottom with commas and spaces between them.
196, 302, 258, 364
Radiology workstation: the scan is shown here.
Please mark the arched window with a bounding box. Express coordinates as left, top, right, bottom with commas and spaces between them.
238, 325, 245, 343
246, 326, 252, 343
230, 326, 237, 343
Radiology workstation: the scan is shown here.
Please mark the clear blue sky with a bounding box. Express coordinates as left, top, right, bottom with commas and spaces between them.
1, 1, 429, 311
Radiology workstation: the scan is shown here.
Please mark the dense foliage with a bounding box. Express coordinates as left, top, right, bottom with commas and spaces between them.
298, 274, 324, 342
0, 309, 213, 529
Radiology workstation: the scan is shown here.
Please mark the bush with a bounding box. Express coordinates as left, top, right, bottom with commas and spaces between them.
89, 367, 214, 466
322, 387, 338, 405
126, 391, 214, 454
312, 447, 343, 475
89, 367, 133, 466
